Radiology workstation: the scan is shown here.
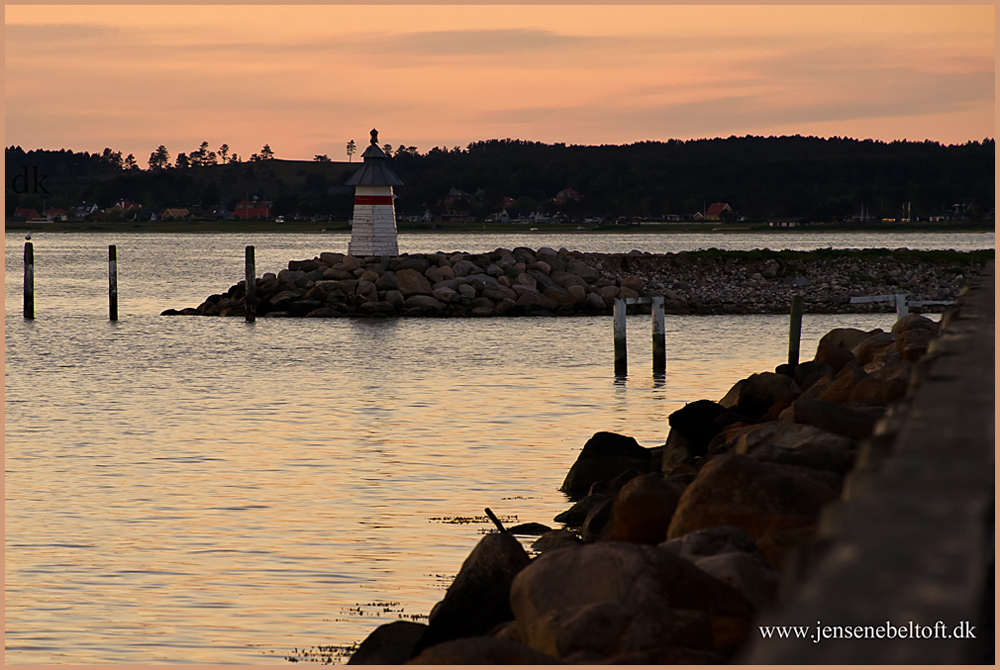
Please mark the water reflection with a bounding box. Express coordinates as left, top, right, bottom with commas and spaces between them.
3, 232, 972, 664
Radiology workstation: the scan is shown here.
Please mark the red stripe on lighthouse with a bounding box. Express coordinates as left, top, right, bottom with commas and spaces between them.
354, 195, 394, 205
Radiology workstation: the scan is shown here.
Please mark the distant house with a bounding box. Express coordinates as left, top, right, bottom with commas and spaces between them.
106, 201, 143, 220
552, 187, 582, 204
439, 188, 475, 222
161, 208, 191, 221
43, 207, 69, 222
768, 217, 808, 228
399, 209, 432, 223
211, 205, 233, 220
70, 203, 101, 221
13, 207, 41, 222
234, 198, 269, 220
704, 202, 734, 221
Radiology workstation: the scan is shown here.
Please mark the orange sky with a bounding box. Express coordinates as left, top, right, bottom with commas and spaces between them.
4, 5, 995, 163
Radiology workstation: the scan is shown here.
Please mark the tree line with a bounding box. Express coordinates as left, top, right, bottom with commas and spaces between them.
6, 135, 995, 222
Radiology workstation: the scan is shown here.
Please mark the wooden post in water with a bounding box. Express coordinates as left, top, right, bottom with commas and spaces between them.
788, 294, 803, 368
108, 244, 119, 321
894, 293, 908, 319
613, 298, 627, 376
245, 245, 256, 323
651, 296, 666, 374
23, 242, 34, 320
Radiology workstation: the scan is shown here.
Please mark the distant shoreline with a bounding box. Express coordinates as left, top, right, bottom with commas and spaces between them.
4, 220, 994, 236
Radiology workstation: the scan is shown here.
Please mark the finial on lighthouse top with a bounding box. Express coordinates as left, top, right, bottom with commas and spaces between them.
346, 127, 403, 186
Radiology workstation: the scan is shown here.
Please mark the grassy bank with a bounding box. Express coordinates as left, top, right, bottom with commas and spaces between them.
5, 219, 994, 236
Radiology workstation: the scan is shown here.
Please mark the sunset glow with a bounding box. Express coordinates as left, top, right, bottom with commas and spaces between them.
5, 5, 994, 162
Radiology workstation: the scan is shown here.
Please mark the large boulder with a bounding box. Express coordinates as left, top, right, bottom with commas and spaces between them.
666, 400, 731, 457
817, 327, 875, 352
816, 362, 868, 404
411, 532, 531, 656
408, 636, 560, 664
735, 373, 801, 420
688, 552, 781, 612
891, 312, 939, 336
553, 493, 612, 527
660, 525, 770, 567
560, 432, 653, 496
566, 260, 600, 283
851, 332, 898, 365
846, 375, 908, 405
895, 326, 934, 362
515, 289, 560, 311
663, 526, 782, 611
348, 621, 428, 664
601, 473, 682, 544
393, 256, 429, 273
402, 295, 445, 312
452, 259, 483, 277
813, 340, 856, 374
792, 360, 835, 393
661, 429, 695, 472
711, 421, 857, 475
532, 530, 584, 554
786, 397, 877, 441
620, 275, 645, 293
667, 454, 840, 544
551, 270, 589, 290
580, 496, 615, 542
395, 268, 433, 296
509, 543, 752, 661
339, 255, 364, 272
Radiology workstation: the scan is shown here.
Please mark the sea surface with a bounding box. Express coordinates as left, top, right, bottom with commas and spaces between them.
4, 230, 993, 664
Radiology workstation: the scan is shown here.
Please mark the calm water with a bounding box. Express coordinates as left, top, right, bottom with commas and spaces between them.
4, 231, 991, 664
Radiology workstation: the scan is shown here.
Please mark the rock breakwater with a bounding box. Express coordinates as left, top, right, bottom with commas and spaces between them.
163, 247, 989, 318
334, 311, 953, 665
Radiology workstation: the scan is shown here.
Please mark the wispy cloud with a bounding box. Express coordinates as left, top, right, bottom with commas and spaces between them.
4, 22, 123, 42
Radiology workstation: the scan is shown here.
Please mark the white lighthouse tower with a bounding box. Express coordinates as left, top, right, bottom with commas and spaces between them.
346, 128, 403, 257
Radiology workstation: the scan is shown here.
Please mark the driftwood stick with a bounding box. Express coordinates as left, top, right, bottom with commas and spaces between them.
484, 507, 507, 533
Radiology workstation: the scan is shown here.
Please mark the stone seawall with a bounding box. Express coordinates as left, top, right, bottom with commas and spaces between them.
162, 246, 989, 318
743, 260, 994, 664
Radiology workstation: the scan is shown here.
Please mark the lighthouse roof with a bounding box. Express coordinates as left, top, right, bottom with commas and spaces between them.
345, 160, 404, 187
346, 129, 404, 186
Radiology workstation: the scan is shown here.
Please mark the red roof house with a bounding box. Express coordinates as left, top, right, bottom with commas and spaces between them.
13, 208, 41, 221
234, 199, 270, 220
705, 202, 733, 221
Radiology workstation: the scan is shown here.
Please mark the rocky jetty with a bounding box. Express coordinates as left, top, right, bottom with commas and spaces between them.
163, 247, 988, 318
345, 312, 948, 664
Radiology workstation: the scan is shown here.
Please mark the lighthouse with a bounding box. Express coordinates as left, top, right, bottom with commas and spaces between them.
346, 128, 403, 257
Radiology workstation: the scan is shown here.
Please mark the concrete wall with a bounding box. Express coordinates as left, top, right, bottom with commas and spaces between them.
744, 261, 994, 664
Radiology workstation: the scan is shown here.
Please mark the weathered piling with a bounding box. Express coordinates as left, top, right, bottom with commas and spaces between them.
613, 299, 627, 376
108, 245, 118, 321
894, 293, 908, 319
787, 294, 803, 367
23, 242, 34, 320
651, 296, 666, 374
245, 245, 256, 323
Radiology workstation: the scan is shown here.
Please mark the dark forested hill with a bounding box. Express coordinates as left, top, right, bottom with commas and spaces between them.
6, 135, 995, 223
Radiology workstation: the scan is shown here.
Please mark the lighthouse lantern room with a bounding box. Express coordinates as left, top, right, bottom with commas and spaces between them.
346, 129, 403, 257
